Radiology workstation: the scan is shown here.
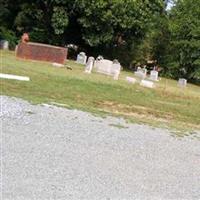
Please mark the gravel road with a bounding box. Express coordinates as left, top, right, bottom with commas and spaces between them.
1, 96, 200, 200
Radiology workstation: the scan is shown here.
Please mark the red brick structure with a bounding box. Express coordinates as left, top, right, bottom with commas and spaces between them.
16, 42, 67, 64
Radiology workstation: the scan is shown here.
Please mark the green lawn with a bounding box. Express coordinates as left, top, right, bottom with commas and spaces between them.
1, 50, 200, 132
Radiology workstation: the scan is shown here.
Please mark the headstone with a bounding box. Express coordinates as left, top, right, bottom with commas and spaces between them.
178, 78, 187, 87
94, 59, 121, 78
85, 57, 94, 73
76, 52, 87, 65
0, 40, 9, 49
126, 76, 137, 84
112, 62, 121, 77
150, 70, 159, 81
134, 67, 147, 79
113, 70, 120, 80
140, 80, 155, 88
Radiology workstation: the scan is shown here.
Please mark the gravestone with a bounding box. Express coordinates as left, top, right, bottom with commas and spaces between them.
95, 59, 113, 75
178, 78, 187, 87
76, 52, 87, 65
113, 70, 120, 80
140, 80, 155, 88
134, 67, 147, 79
150, 70, 159, 81
126, 76, 137, 84
0, 40, 9, 49
94, 59, 121, 78
85, 57, 94, 73
112, 61, 121, 80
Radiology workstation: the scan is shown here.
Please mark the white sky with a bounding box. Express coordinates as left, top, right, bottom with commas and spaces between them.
166, 1, 174, 10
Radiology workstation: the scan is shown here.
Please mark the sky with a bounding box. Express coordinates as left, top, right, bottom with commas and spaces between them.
166, 1, 174, 10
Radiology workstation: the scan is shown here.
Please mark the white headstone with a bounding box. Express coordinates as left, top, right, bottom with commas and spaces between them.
134, 67, 147, 79
140, 80, 155, 88
178, 78, 187, 87
113, 70, 120, 80
85, 57, 94, 73
112, 63, 121, 76
126, 76, 137, 84
95, 59, 113, 75
76, 52, 87, 65
0, 40, 9, 49
94, 59, 121, 78
150, 70, 159, 81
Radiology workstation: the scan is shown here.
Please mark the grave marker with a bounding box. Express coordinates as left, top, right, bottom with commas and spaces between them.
134, 67, 147, 79
76, 52, 87, 65
178, 78, 187, 87
85, 57, 94, 73
0, 40, 9, 49
150, 70, 159, 81
94, 59, 121, 78
126, 76, 137, 84
140, 80, 155, 88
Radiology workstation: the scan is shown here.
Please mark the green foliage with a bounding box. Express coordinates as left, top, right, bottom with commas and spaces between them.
77, 0, 165, 47
0, 27, 17, 49
167, 0, 200, 81
51, 7, 69, 35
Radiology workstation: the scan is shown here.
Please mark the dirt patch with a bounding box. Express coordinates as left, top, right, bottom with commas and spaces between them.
97, 100, 173, 123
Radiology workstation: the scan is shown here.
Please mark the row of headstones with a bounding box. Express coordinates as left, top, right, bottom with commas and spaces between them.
134, 67, 159, 81
76, 52, 121, 80
76, 52, 187, 88
130, 67, 159, 88
134, 67, 187, 87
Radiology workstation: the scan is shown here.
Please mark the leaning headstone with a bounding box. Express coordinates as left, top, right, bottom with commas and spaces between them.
126, 76, 137, 84
0, 40, 9, 49
150, 70, 159, 81
76, 52, 87, 65
85, 57, 94, 73
140, 80, 155, 88
134, 67, 147, 79
178, 78, 187, 87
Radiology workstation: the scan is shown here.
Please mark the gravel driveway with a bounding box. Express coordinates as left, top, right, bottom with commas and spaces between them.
1, 96, 200, 200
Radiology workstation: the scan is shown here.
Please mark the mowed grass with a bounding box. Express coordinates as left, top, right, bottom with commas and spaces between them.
1, 50, 200, 132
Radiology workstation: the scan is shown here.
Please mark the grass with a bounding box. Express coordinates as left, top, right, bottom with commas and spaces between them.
109, 124, 128, 129
1, 50, 200, 132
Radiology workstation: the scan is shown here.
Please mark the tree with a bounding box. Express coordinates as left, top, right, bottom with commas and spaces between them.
167, 0, 200, 81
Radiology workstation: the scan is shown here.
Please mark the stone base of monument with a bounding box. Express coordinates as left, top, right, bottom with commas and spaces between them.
16, 42, 67, 64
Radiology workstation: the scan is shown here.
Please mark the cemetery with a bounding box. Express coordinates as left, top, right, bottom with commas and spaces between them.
1, 1, 200, 199
1, 49, 200, 131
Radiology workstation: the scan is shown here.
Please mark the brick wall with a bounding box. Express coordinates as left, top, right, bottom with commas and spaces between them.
16, 42, 67, 64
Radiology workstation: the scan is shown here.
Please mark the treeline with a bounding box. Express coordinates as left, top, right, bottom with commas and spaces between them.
0, 0, 200, 83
